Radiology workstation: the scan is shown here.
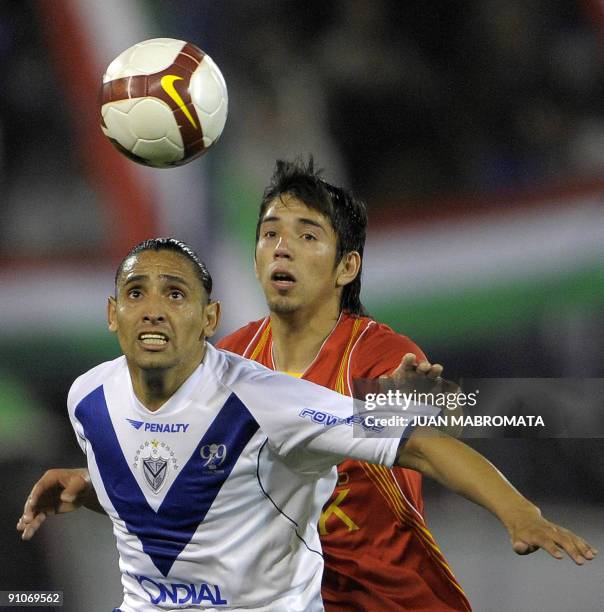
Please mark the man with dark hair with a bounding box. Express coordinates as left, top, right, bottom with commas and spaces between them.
219, 158, 473, 610
115, 237, 213, 296
255, 158, 368, 315
18, 188, 596, 611
19, 238, 449, 611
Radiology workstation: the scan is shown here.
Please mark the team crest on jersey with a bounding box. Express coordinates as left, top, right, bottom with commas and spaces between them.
200, 443, 227, 473
133, 439, 179, 493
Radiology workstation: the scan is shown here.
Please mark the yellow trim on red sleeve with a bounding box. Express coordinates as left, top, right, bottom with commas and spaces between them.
335, 318, 364, 395
361, 463, 472, 611
249, 322, 271, 362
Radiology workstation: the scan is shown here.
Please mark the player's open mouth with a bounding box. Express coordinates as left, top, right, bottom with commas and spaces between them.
138, 333, 169, 346
271, 271, 296, 289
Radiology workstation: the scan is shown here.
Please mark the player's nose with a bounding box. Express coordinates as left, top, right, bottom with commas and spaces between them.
142, 295, 166, 324
143, 313, 165, 324
274, 236, 292, 259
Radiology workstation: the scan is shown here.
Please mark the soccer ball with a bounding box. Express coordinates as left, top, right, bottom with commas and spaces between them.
100, 38, 228, 168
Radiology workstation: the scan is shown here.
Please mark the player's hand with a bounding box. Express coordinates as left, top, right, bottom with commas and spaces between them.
505, 504, 598, 565
382, 353, 456, 393
16, 468, 92, 541
381, 353, 463, 435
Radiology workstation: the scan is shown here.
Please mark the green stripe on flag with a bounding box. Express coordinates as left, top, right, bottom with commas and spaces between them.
367, 264, 604, 343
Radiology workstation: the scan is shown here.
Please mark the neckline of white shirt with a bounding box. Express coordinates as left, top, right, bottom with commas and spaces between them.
124, 345, 215, 417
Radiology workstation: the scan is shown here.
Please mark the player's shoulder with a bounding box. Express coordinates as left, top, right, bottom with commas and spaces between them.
348, 315, 426, 377
354, 316, 422, 353
67, 356, 126, 409
209, 343, 272, 384
215, 317, 267, 352
208, 344, 299, 404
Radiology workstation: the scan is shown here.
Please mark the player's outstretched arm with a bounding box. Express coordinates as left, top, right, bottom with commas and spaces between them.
396, 427, 598, 565
16, 468, 103, 541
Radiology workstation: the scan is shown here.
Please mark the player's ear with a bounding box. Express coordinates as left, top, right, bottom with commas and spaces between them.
253, 253, 259, 280
107, 296, 118, 333
201, 300, 221, 339
335, 251, 361, 288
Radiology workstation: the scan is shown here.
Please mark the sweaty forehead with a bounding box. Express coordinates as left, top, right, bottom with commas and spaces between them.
263, 194, 331, 226
119, 250, 198, 285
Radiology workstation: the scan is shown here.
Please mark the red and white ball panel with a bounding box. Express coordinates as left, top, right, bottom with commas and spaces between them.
100, 38, 228, 167
103, 38, 189, 80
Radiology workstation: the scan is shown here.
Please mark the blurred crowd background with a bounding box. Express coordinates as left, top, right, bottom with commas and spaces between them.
0, 1, 602, 610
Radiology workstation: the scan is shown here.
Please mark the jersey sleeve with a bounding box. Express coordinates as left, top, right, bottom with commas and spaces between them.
215, 330, 243, 351
215, 320, 263, 352
351, 322, 428, 380
67, 377, 88, 454
229, 364, 401, 474
65, 359, 118, 456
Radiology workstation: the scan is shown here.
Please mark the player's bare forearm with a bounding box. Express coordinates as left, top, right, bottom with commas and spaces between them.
397, 427, 529, 520
396, 427, 597, 564
17, 467, 104, 541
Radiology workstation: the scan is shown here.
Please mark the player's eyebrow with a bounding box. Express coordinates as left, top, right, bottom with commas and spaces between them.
260, 215, 280, 225
123, 274, 191, 288
261, 215, 327, 233
123, 274, 148, 286
297, 218, 325, 231
160, 274, 191, 288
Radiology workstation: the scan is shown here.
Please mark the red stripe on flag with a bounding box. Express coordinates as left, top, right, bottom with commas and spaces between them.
36, 0, 158, 260
372, 176, 604, 231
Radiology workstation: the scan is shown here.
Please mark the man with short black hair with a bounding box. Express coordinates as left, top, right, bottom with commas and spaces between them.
222, 158, 472, 610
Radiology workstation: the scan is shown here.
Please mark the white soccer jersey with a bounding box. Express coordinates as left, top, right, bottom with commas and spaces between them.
67, 344, 413, 612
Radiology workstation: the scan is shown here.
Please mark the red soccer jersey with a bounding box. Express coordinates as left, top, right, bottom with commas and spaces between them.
217, 313, 471, 611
